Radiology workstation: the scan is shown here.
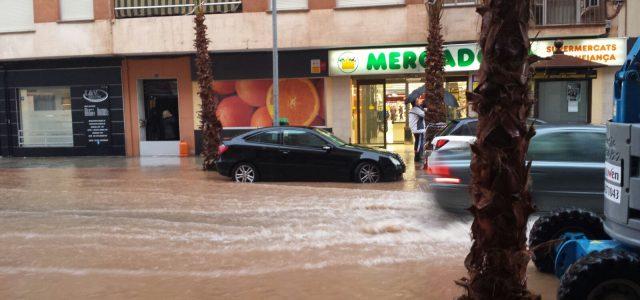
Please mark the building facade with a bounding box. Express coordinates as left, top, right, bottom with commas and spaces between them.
0, 0, 638, 156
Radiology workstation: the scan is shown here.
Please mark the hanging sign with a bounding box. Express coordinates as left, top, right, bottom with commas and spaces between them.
329, 38, 628, 76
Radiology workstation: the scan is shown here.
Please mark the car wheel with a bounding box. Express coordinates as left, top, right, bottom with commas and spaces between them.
232, 163, 258, 183
529, 209, 609, 274
355, 162, 381, 183
558, 249, 640, 300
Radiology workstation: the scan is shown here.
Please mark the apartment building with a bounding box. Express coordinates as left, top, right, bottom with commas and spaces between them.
0, 0, 637, 157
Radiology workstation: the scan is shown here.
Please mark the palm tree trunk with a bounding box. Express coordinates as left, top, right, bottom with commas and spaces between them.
459, 0, 538, 299
424, 0, 447, 145
194, 6, 222, 170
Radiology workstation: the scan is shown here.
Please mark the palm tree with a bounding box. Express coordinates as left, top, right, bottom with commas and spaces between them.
424, 0, 447, 144
194, 4, 222, 170
458, 0, 539, 298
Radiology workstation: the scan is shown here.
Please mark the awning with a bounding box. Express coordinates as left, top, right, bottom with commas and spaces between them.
115, 0, 241, 18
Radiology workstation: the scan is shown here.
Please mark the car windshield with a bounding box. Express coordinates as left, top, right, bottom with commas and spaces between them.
314, 128, 347, 146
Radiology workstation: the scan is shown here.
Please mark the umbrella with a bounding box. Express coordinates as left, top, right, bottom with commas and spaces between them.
404, 85, 459, 108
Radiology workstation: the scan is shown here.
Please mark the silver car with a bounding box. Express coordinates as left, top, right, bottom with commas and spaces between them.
425, 126, 606, 213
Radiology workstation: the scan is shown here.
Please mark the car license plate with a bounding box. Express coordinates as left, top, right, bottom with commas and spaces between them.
605, 181, 622, 204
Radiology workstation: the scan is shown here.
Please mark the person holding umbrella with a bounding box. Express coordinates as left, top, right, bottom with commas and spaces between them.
408, 96, 427, 162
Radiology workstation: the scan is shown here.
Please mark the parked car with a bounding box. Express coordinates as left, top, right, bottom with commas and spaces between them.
429, 118, 546, 151
216, 127, 405, 183
425, 125, 606, 213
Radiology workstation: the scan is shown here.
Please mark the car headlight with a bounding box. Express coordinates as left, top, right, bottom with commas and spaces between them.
389, 156, 402, 166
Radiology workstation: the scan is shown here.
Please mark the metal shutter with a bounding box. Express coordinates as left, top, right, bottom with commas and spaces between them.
0, 0, 34, 33
336, 0, 405, 8
272, 0, 309, 10
60, 0, 94, 21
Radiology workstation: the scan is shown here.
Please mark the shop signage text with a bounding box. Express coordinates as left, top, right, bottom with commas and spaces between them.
329, 38, 627, 76
82, 89, 109, 103
83, 88, 111, 145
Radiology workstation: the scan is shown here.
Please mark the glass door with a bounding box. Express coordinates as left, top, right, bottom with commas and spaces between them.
357, 81, 386, 146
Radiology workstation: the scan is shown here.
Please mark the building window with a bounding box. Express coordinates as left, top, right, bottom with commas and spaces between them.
443, 0, 478, 6
0, 0, 34, 33
60, 0, 94, 21
336, 0, 405, 9
18, 87, 73, 148
534, 0, 606, 26
271, 0, 308, 11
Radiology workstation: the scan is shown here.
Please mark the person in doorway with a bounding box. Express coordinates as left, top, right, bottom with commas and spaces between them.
162, 110, 178, 140
408, 96, 427, 162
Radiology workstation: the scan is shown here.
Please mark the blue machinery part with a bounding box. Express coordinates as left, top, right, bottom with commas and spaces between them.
553, 233, 624, 278
613, 39, 640, 123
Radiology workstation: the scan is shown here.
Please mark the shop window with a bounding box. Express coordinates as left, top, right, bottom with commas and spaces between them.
270, 0, 308, 11
336, 0, 405, 9
537, 80, 589, 124
0, 0, 34, 33
214, 78, 326, 128
443, 0, 478, 6
60, 0, 94, 21
18, 87, 73, 148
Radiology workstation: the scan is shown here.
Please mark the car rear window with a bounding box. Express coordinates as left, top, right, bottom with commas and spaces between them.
438, 121, 459, 136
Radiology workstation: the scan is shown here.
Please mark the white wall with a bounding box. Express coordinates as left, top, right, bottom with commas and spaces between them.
325, 77, 352, 142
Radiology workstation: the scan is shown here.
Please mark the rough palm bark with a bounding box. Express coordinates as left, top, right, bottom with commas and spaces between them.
458, 0, 539, 299
194, 6, 222, 170
423, 0, 447, 144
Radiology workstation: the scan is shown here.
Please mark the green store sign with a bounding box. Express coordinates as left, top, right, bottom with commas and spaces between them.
329, 44, 482, 76
329, 38, 628, 76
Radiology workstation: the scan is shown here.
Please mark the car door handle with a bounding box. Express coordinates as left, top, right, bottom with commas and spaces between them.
279, 150, 290, 155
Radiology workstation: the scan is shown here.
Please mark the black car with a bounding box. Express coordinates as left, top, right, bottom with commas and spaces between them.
215, 127, 405, 183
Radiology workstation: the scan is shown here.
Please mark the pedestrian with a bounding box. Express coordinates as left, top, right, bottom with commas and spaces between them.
162, 110, 178, 140
409, 96, 427, 162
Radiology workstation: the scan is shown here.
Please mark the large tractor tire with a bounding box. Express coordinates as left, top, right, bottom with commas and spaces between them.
529, 209, 609, 273
558, 249, 640, 300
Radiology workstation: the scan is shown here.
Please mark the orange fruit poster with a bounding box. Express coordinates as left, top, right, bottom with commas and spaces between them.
213, 78, 325, 128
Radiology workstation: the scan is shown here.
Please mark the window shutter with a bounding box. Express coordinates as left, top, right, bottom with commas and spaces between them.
60, 0, 94, 21
336, 0, 404, 8
0, 0, 34, 33
271, 0, 308, 10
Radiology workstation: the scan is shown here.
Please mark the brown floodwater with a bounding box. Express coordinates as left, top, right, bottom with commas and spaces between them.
0, 157, 558, 299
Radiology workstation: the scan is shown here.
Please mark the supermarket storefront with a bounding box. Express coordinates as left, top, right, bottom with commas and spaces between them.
327, 37, 628, 146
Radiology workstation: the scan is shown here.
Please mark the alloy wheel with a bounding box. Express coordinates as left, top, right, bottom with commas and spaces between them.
234, 164, 256, 183
359, 163, 380, 183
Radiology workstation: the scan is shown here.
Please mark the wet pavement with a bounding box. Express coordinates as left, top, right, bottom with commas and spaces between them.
0, 154, 558, 299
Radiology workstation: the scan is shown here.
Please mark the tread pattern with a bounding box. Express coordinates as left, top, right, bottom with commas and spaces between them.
558, 249, 640, 300
528, 209, 608, 273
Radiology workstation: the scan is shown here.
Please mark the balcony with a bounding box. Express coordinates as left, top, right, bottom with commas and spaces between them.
115, 0, 241, 19
534, 0, 606, 26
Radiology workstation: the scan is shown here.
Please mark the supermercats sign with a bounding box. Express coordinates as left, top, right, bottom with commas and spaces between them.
329, 37, 627, 76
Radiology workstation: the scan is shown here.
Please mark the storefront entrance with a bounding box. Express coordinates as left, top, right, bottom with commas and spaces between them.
353, 77, 470, 147
138, 79, 180, 156
536, 80, 590, 124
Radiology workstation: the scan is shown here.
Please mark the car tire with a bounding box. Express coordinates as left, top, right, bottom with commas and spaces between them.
529, 209, 609, 274
558, 249, 640, 300
355, 161, 381, 183
232, 162, 258, 183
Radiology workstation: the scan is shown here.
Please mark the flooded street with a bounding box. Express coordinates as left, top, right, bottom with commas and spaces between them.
0, 157, 557, 299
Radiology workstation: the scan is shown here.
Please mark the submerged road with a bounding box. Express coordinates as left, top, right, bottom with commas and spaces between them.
0, 157, 557, 299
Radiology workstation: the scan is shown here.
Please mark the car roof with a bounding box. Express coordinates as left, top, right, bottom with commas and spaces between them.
234, 126, 320, 139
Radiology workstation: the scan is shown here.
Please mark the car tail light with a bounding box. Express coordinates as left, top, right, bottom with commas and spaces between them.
426, 164, 461, 184
218, 144, 229, 155
434, 139, 449, 150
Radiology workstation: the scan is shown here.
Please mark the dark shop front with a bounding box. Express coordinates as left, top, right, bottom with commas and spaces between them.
0, 58, 125, 157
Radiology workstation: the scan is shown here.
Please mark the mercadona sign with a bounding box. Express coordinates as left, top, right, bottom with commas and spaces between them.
329, 38, 627, 76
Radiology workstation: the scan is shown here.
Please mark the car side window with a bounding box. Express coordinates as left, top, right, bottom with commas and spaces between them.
528, 132, 575, 162
245, 130, 280, 145
283, 130, 326, 148
527, 131, 605, 162
569, 132, 606, 162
